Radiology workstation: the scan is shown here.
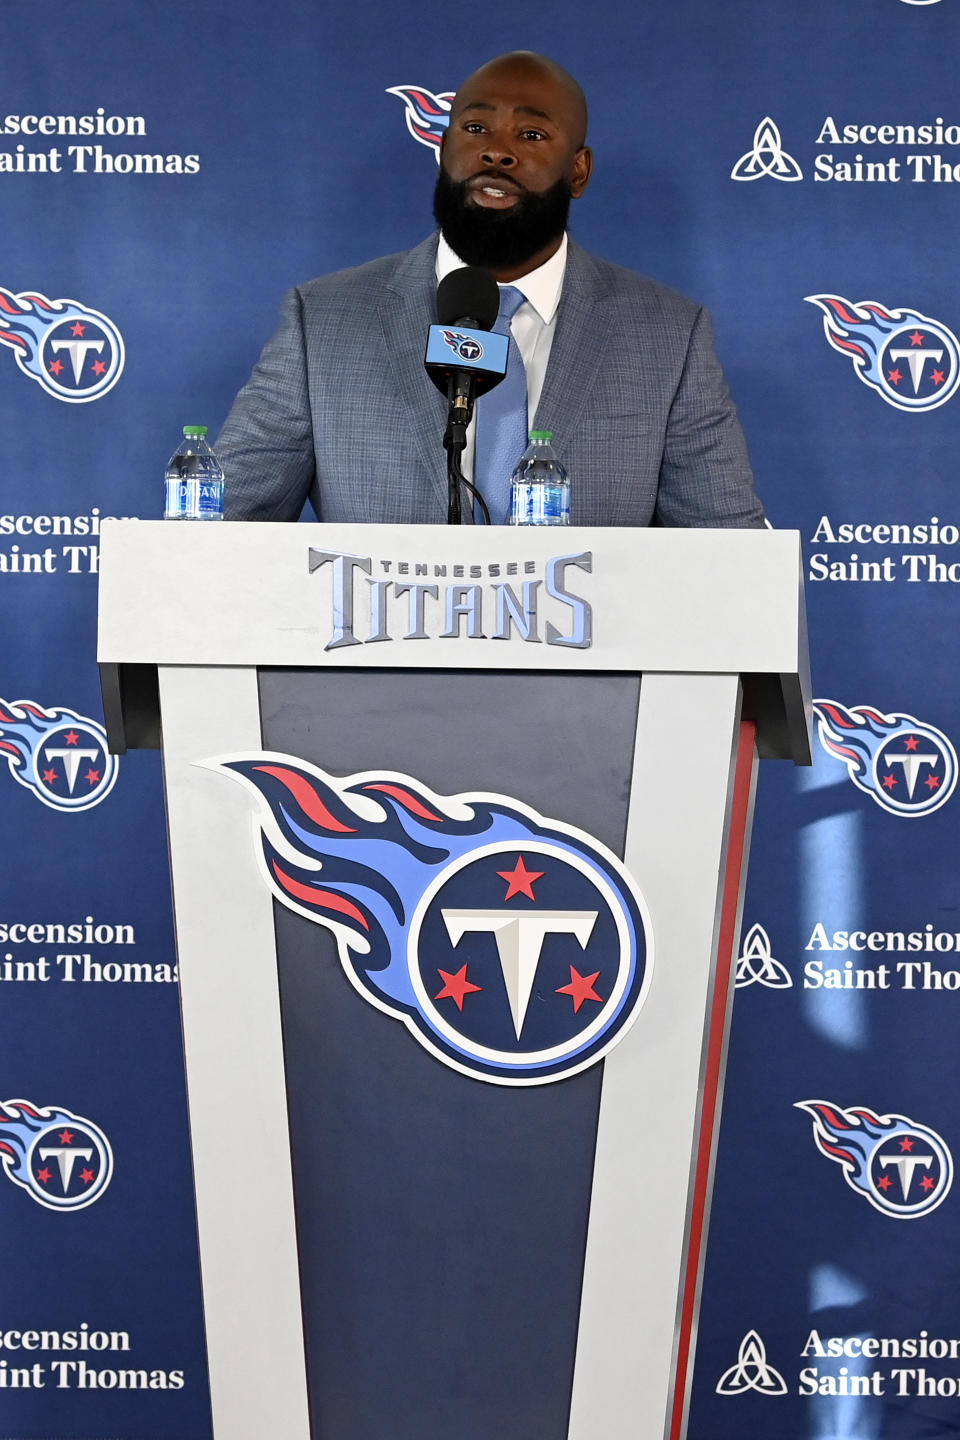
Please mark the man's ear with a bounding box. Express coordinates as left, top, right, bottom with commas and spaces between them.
570, 146, 593, 199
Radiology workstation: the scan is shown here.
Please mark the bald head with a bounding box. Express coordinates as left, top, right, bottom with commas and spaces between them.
454, 52, 588, 148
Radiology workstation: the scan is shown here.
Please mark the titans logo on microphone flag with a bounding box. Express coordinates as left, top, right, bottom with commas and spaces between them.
443, 330, 484, 361
0, 288, 124, 402
213, 756, 652, 1084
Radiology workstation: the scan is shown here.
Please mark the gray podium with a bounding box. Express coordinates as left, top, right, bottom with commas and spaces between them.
97, 521, 810, 1440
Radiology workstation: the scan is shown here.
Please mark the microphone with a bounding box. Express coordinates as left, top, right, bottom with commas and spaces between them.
424, 267, 508, 424
424, 267, 508, 525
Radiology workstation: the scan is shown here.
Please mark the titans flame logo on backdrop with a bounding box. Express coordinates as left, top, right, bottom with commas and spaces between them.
806, 294, 960, 411
0, 1099, 113, 1211
386, 85, 453, 160
213, 756, 653, 1085
813, 699, 957, 817
0, 288, 124, 402
0, 698, 118, 811
797, 1100, 953, 1219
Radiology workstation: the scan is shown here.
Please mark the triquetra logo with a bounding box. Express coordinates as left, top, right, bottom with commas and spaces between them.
731, 118, 803, 182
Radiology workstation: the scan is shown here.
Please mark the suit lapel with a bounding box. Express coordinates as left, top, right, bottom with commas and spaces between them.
378, 235, 450, 514
533, 240, 611, 463
374, 235, 611, 516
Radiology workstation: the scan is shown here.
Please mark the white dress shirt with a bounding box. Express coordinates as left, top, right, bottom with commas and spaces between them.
435, 232, 567, 481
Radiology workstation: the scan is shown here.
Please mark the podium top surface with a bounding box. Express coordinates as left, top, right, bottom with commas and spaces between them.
97, 522, 811, 761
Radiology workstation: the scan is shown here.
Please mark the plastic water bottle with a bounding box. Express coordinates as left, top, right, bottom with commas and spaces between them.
508, 430, 569, 526
164, 426, 224, 520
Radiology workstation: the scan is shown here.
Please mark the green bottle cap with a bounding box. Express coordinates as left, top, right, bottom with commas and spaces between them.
529, 429, 553, 441
182, 425, 209, 437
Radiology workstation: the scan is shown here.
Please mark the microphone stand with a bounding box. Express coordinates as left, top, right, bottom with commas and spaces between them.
444, 374, 490, 525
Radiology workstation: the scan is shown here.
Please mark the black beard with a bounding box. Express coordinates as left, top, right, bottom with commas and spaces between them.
433, 166, 571, 272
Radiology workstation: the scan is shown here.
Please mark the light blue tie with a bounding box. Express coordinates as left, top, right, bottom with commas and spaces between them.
474, 285, 528, 524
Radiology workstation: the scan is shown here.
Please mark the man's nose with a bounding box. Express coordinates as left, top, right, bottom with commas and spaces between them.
480, 142, 517, 168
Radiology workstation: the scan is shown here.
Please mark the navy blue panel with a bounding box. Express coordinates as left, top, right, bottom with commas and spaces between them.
258, 669, 639, 1440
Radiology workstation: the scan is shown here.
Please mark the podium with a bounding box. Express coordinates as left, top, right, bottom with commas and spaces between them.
98, 521, 810, 1440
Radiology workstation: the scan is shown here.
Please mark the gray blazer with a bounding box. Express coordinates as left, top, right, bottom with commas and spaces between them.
217, 234, 765, 528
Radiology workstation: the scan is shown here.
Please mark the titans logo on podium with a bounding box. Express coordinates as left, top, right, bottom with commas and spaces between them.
214, 756, 653, 1085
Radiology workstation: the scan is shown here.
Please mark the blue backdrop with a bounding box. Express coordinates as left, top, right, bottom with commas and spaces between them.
3, 0, 959, 1435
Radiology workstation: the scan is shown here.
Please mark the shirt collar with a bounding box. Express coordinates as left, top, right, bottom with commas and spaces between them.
435, 231, 567, 324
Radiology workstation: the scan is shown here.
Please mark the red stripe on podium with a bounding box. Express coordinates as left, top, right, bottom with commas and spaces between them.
668, 718, 756, 1440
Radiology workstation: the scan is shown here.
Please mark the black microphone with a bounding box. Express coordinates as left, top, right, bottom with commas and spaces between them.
424, 267, 507, 525
437, 266, 499, 331
424, 267, 507, 426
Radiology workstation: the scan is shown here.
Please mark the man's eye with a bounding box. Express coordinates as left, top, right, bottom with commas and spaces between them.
521, 130, 546, 141
463, 122, 486, 133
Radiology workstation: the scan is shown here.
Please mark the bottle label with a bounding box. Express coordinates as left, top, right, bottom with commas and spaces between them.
164, 477, 223, 520
509, 482, 570, 526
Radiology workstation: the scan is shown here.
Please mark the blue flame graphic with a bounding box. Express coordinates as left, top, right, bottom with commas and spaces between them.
0, 1099, 113, 1210
211, 755, 652, 1083
797, 1100, 952, 1218
813, 698, 956, 816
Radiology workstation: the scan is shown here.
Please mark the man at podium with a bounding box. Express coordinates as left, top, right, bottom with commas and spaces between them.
217, 51, 766, 530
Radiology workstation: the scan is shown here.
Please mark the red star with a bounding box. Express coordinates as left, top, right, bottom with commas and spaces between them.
904, 735, 919, 751
899, 1135, 915, 1152
925, 774, 941, 790
921, 1174, 936, 1192
932, 369, 946, 386
80, 1168, 95, 1185
91, 359, 107, 376
58, 1129, 74, 1145
36, 1168, 52, 1185
70, 321, 86, 337
64, 730, 79, 745
497, 855, 544, 901
435, 964, 482, 1011
42, 767, 57, 784
909, 330, 925, 347
882, 773, 898, 790
887, 367, 903, 386
556, 965, 603, 1013
48, 358, 64, 376
85, 768, 101, 785
876, 1174, 892, 1191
